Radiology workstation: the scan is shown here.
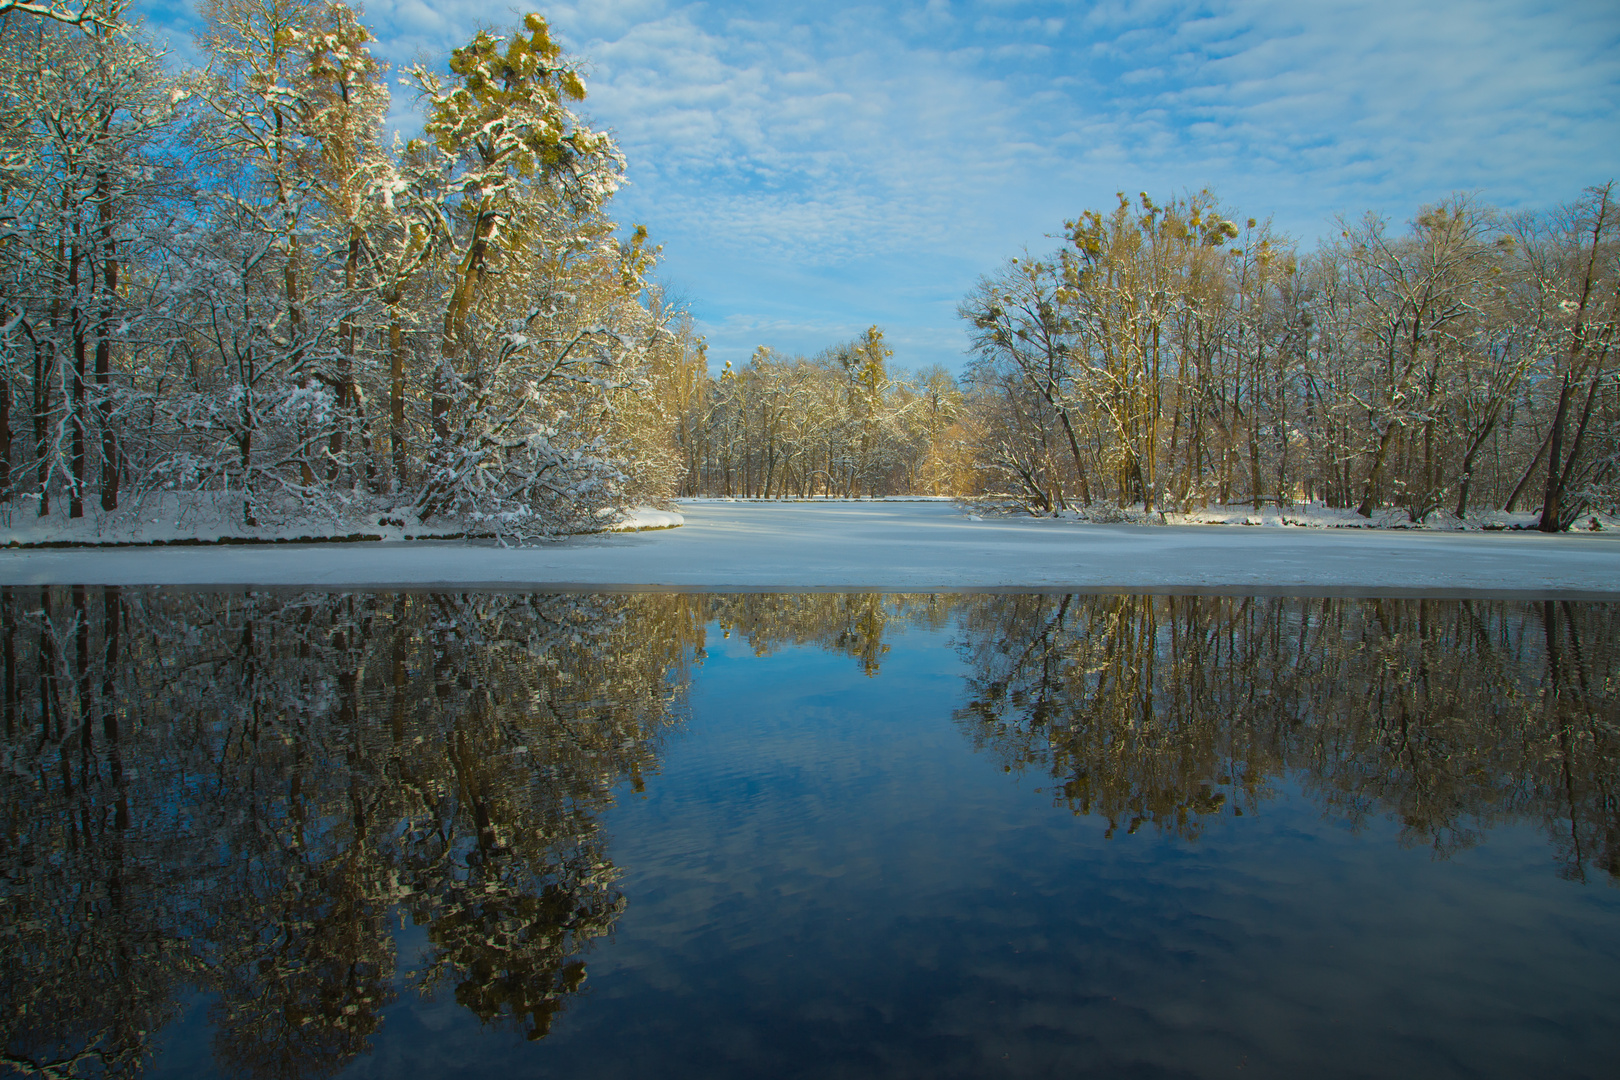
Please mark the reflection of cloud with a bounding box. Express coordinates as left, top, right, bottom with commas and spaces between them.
131, 0, 1620, 372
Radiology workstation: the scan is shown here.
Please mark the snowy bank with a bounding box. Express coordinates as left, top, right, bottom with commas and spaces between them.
974, 500, 1615, 533
608, 507, 684, 531
1, 492, 681, 546
2, 501, 1615, 596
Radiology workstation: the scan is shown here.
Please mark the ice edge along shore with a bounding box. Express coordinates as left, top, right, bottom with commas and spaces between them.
3, 502, 1616, 595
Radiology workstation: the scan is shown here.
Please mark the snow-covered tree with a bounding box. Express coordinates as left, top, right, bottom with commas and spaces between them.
0, 4, 180, 518
3, 4, 694, 539
955, 187, 1616, 527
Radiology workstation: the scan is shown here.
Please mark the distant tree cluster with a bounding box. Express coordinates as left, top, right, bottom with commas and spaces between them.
670, 326, 973, 497
0, 0, 694, 538
959, 188, 1620, 530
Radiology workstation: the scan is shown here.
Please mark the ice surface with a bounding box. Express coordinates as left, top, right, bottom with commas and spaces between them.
3, 501, 1616, 594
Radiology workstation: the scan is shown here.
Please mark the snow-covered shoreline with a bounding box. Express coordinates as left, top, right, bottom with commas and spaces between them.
5, 493, 1603, 550
0, 496, 683, 548
2, 501, 1616, 595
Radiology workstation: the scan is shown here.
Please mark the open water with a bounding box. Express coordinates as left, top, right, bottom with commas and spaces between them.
2, 589, 1616, 1078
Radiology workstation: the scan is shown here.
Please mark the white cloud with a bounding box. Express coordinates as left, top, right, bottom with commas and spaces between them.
132, 0, 1620, 372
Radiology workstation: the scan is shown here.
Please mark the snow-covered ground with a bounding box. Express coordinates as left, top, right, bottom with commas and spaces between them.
611, 507, 684, 531
2, 500, 1616, 595
0, 492, 682, 544
1096, 501, 1614, 532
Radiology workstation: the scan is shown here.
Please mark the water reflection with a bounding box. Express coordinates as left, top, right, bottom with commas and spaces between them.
1, 588, 1615, 1077
693, 591, 1617, 881
708, 593, 955, 676
952, 595, 1620, 880
0, 588, 698, 1078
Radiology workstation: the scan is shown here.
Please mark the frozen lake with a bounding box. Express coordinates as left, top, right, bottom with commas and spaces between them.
3, 501, 1618, 594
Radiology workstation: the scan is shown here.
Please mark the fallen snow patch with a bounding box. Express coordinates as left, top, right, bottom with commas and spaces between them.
609, 507, 685, 531
1, 491, 683, 547
971, 499, 1613, 533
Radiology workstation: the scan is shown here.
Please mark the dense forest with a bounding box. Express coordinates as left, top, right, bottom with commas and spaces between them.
1, 1, 1616, 536
690, 188, 1620, 532
1, 0, 697, 539
957, 189, 1619, 530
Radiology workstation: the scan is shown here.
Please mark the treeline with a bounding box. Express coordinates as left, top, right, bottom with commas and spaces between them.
669, 327, 969, 497
0, 1, 698, 538
961, 188, 1620, 529
3, 3, 1615, 536
673, 189, 1619, 530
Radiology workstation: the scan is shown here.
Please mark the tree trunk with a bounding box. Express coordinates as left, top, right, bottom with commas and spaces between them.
239, 428, 256, 527
70, 236, 86, 520
1503, 422, 1554, 512
1539, 182, 1613, 532
33, 334, 51, 517
0, 382, 11, 502
1538, 374, 1577, 532
1248, 425, 1263, 510
1454, 402, 1504, 518
96, 167, 119, 512
421, 208, 497, 520
386, 321, 403, 484
1542, 370, 1605, 531
330, 226, 360, 482
1054, 407, 1093, 504
1356, 419, 1400, 517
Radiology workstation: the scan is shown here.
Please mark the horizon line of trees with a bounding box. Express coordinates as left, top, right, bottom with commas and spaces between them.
669, 326, 967, 498
679, 188, 1617, 532
3, 2, 1614, 534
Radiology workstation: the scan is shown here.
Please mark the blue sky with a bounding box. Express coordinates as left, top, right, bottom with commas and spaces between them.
136, 0, 1620, 375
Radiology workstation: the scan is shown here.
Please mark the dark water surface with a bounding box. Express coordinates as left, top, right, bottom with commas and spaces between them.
2, 589, 1617, 1079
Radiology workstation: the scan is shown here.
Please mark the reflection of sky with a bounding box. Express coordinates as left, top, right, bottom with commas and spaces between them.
214, 613, 1614, 1080
132, 1, 1620, 374
127, 603, 1620, 1078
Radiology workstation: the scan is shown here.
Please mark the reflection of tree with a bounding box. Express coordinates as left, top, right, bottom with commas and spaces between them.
952, 594, 1620, 879
710, 592, 953, 677
1539, 600, 1620, 882
209, 844, 396, 1080
954, 594, 1280, 839
0, 587, 697, 1077
1, 586, 195, 1080
4, 588, 1616, 1076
